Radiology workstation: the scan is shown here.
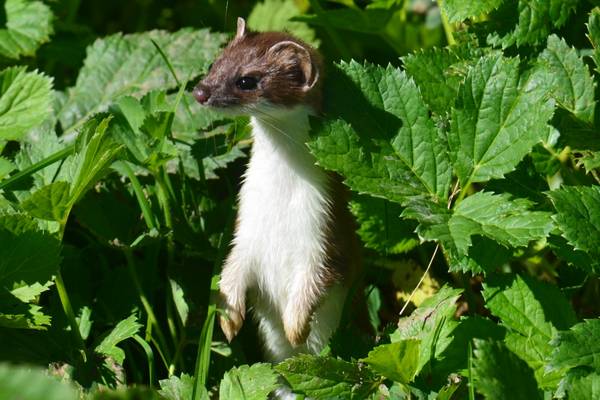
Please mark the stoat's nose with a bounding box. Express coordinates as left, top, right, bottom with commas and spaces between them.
193, 84, 210, 104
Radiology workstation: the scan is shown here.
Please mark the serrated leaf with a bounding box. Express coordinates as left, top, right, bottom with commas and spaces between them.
0, 363, 78, 400
275, 355, 379, 399
0, 156, 15, 180
449, 192, 553, 255
21, 181, 71, 222
550, 319, 600, 372
362, 339, 420, 383
392, 286, 462, 371
0, 0, 54, 59
309, 61, 451, 205
487, 0, 580, 48
589, 8, 600, 73
442, 0, 503, 22
548, 185, 600, 260
0, 67, 53, 141
219, 363, 278, 400
159, 373, 196, 400
248, 0, 319, 47
58, 28, 227, 131
472, 339, 542, 400
449, 54, 554, 185
402, 46, 475, 115
294, 6, 397, 34
483, 274, 577, 387
538, 35, 595, 123
568, 372, 600, 400
95, 315, 142, 364
350, 195, 418, 255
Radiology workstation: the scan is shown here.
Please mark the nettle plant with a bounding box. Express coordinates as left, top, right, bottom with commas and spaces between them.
0, 0, 599, 399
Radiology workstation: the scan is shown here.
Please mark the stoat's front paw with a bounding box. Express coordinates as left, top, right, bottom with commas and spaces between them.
218, 293, 245, 343
283, 310, 311, 347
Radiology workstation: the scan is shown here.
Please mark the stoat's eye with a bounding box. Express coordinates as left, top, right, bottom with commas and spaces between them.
236, 76, 258, 90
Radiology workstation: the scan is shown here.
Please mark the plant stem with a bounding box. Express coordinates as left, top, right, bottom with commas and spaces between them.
55, 271, 87, 359
454, 181, 472, 205
192, 207, 236, 398
133, 334, 155, 387
0, 145, 75, 191
124, 249, 172, 364
438, 0, 456, 46
119, 161, 157, 230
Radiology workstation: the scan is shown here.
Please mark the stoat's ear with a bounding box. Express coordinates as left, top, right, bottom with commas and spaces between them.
267, 41, 319, 92
235, 17, 247, 40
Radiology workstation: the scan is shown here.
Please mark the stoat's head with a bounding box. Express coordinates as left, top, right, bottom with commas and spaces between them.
193, 18, 322, 115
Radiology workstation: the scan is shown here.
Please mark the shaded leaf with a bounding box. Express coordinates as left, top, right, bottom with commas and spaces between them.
362, 339, 420, 383
0, 0, 54, 59
550, 318, 600, 372
95, 315, 142, 364
0, 363, 77, 400
21, 181, 71, 222
219, 363, 279, 400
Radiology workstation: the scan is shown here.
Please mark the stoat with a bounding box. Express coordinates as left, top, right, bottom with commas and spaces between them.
193, 18, 360, 362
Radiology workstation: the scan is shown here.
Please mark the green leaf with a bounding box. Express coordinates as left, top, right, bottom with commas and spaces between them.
58, 28, 227, 131
0, 156, 15, 180
248, 0, 319, 47
0, 0, 54, 59
0, 67, 53, 141
442, 0, 503, 22
449, 192, 553, 256
275, 355, 379, 399
309, 61, 452, 205
0, 363, 78, 400
362, 339, 420, 383
548, 185, 600, 260
402, 45, 476, 115
589, 8, 600, 73
21, 181, 71, 222
95, 315, 142, 364
159, 373, 196, 400
483, 274, 577, 387
472, 339, 541, 400
550, 319, 600, 372
392, 286, 462, 371
295, 7, 396, 34
568, 372, 600, 400
219, 363, 279, 400
538, 35, 595, 123
487, 0, 580, 48
350, 195, 418, 255
449, 54, 554, 185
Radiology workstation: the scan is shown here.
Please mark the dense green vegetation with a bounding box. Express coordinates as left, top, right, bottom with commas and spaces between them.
0, 0, 599, 398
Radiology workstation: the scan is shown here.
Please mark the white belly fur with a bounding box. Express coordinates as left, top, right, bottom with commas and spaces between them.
231, 106, 345, 361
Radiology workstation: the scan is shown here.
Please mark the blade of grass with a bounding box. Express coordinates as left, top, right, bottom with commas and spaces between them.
0, 144, 75, 191
133, 334, 155, 387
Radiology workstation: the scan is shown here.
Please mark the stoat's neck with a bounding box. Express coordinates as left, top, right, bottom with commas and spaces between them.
249, 106, 320, 178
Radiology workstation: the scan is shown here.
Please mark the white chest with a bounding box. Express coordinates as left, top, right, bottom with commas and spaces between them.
233, 109, 331, 306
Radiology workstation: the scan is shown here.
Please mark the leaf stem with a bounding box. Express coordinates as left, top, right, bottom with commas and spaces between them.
438, 0, 456, 46
119, 161, 157, 230
55, 271, 87, 359
0, 145, 75, 191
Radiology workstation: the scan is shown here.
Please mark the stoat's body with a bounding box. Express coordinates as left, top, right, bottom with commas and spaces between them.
193, 18, 359, 362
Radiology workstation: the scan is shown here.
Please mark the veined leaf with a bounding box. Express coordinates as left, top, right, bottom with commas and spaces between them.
362, 339, 420, 383
538, 35, 595, 123
159, 374, 197, 400
95, 314, 142, 364
275, 354, 379, 399
58, 28, 227, 131
0, 0, 54, 59
449, 54, 554, 185
472, 339, 542, 400
21, 182, 71, 222
487, 0, 580, 48
589, 8, 600, 73
0, 67, 53, 141
548, 185, 600, 260
248, 0, 319, 47
0, 363, 78, 400
483, 274, 577, 387
550, 318, 600, 372
219, 363, 279, 400
309, 61, 451, 205
449, 192, 553, 256
442, 0, 503, 22
568, 372, 600, 400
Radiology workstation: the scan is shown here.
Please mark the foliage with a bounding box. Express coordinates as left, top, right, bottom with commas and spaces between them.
0, 0, 599, 399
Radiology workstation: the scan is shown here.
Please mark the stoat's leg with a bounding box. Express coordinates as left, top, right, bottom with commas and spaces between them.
282, 270, 324, 347
218, 250, 250, 342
